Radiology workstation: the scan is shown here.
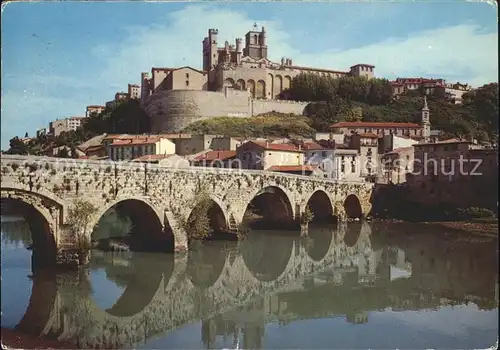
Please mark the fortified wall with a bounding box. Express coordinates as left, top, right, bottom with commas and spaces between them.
146, 88, 310, 133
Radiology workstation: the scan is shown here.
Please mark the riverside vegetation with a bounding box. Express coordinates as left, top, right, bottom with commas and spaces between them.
3, 75, 498, 155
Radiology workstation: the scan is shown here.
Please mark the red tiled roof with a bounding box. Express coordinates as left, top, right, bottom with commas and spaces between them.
357, 132, 379, 139
84, 145, 104, 152
194, 150, 237, 161
132, 154, 175, 161
112, 137, 160, 146
86, 105, 105, 108
246, 141, 304, 153
302, 142, 326, 151
268, 165, 318, 172
331, 122, 421, 128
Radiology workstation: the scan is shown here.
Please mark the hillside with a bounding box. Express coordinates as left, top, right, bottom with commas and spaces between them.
182, 113, 316, 138
4, 76, 497, 155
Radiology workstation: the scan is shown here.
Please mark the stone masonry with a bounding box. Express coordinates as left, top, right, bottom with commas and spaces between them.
0, 155, 373, 258
18, 223, 374, 349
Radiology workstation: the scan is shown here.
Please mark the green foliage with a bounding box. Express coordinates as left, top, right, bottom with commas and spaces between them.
174, 183, 214, 242
282, 73, 498, 141
183, 113, 315, 138
6, 98, 149, 155
300, 206, 315, 225
457, 207, 496, 220
67, 199, 98, 249
92, 208, 133, 241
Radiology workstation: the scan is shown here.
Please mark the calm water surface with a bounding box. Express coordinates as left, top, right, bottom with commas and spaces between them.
1, 217, 498, 349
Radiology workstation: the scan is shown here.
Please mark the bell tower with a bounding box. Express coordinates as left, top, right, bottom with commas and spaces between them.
421, 96, 431, 142
243, 23, 268, 60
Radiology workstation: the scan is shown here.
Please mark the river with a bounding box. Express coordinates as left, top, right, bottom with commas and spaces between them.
1, 216, 498, 349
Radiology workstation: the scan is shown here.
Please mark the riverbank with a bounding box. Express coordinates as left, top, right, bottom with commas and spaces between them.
427, 219, 498, 237
1, 327, 74, 349
374, 218, 498, 238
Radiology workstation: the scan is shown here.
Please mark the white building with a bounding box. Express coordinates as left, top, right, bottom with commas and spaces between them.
107, 136, 176, 161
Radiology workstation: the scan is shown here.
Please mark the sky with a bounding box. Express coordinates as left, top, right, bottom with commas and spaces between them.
1, 0, 498, 150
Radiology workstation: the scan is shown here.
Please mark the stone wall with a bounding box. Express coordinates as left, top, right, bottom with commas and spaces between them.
146, 89, 311, 133
0, 155, 373, 254
250, 99, 309, 116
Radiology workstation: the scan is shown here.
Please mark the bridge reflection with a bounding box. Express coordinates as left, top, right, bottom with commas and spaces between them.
6, 222, 498, 349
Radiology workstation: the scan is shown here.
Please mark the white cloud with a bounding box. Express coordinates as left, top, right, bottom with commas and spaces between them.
1, 4, 497, 148
94, 5, 497, 91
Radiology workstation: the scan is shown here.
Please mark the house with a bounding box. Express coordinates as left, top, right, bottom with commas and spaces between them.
131, 154, 189, 168
108, 136, 176, 161
331, 121, 423, 139
236, 141, 304, 170
267, 165, 323, 177
191, 150, 238, 168
380, 147, 415, 184
379, 134, 419, 154
349, 133, 379, 181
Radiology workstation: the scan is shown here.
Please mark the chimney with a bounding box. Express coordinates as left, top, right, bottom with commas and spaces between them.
298, 144, 301, 151
265, 141, 269, 148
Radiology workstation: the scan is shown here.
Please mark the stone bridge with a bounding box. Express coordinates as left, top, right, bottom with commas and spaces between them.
0, 155, 373, 264
16, 223, 374, 349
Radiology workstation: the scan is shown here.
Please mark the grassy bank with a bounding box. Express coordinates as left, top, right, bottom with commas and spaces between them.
182, 113, 315, 138
426, 218, 498, 238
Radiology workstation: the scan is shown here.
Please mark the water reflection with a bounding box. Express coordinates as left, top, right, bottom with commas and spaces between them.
1, 219, 498, 349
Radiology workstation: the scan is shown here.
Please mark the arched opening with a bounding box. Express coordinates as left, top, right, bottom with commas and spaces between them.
15, 271, 59, 335
344, 194, 363, 219
187, 242, 229, 288
242, 186, 296, 230
267, 73, 274, 98
186, 199, 234, 241
236, 79, 246, 90
89, 251, 174, 317
306, 190, 336, 223
274, 75, 283, 96
255, 80, 266, 99
223, 78, 235, 88
0, 198, 57, 270
240, 230, 294, 282
283, 75, 292, 90
343, 222, 362, 247
247, 79, 256, 98
304, 224, 334, 262
91, 199, 171, 253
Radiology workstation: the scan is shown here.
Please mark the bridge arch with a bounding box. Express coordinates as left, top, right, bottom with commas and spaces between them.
89, 252, 174, 318
0, 189, 60, 267
240, 232, 295, 282
187, 244, 230, 288
186, 195, 231, 240
344, 194, 363, 219
304, 225, 335, 262
16, 272, 59, 335
242, 185, 296, 229
305, 189, 335, 223
89, 197, 171, 252
343, 222, 363, 247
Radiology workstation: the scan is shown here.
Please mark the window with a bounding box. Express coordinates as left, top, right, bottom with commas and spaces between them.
322, 151, 327, 157
186, 73, 190, 79
186, 80, 189, 87
351, 159, 356, 173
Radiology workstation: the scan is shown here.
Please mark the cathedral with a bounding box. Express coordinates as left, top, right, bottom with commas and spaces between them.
141, 24, 376, 104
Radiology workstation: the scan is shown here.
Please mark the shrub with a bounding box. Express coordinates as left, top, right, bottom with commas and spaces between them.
458, 207, 495, 219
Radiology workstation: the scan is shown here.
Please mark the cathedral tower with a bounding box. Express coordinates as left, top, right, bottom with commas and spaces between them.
421, 96, 431, 143
243, 23, 268, 60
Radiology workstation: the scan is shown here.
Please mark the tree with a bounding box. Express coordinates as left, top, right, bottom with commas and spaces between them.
56, 147, 70, 158
24, 132, 28, 138
6, 137, 28, 155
